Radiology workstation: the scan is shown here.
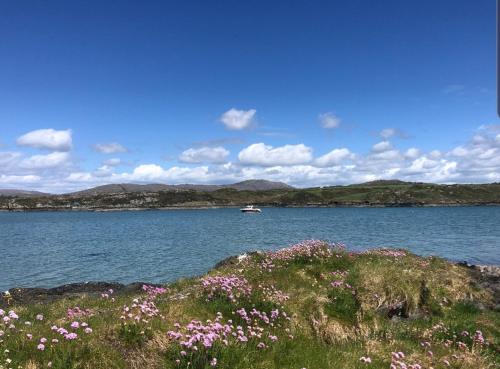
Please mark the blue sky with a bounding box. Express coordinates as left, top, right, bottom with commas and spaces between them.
0, 1, 499, 192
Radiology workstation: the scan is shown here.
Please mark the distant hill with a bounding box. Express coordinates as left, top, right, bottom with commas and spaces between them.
2, 180, 500, 210
0, 189, 51, 197
69, 180, 294, 196
349, 180, 423, 187
228, 180, 293, 191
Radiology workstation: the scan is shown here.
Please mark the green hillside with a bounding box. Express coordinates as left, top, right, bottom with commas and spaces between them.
1, 181, 500, 210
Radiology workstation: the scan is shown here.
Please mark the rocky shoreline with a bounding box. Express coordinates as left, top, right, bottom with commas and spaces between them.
2, 258, 499, 309
2, 203, 500, 212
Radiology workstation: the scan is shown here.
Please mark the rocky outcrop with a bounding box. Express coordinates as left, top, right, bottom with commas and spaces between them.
0, 281, 159, 307
457, 262, 500, 309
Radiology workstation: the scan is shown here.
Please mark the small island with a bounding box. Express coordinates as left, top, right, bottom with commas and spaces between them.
1, 241, 498, 369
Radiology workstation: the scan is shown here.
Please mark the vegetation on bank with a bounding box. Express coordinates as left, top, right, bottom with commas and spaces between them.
2, 181, 500, 210
1, 241, 498, 369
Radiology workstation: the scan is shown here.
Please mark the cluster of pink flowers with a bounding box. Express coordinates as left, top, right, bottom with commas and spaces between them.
50, 320, 93, 341
201, 275, 252, 303
120, 297, 160, 323
258, 258, 276, 273
0, 309, 19, 332
37, 336, 47, 351
418, 324, 491, 367
331, 270, 348, 278
389, 351, 423, 369
67, 306, 94, 320
120, 284, 167, 323
236, 306, 290, 327
329, 270, 355, 295
168, 309, 291, 366
142, 284, 168, 298
258, 284, 289, 304
454, 329, 487, 349
1, 308, 88, 360
101, 288, 114, 300
256, 240, 345, 273
430, 324, 488, 350
472, 330, 485, 345
265, 240, 333, 263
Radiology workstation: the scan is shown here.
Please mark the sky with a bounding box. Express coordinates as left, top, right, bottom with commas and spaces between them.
0, 0, 499, 193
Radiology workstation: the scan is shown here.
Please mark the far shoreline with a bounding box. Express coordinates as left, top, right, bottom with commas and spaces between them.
2, 202, 500, 212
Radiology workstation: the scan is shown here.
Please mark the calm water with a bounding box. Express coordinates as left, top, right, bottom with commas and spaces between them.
1, 207, 499, 291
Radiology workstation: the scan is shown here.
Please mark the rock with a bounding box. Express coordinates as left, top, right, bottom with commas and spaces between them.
213, 251, 264, 269
378, 301, 409, 319
0, 281, 163, 307
457, 262, 500, 307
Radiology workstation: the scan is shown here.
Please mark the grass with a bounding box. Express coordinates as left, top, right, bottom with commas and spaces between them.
0, 240, 498, 369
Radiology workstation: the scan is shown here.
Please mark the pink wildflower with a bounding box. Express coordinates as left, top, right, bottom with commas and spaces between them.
65, 332, 78, 340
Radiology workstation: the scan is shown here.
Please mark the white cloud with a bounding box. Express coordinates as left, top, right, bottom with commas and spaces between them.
0, 151, 22, 167
471, 135, 487, 145
318, 112, 341, 129
219, 108, 256, 130
238, 143, 313, 166
429, 150, 442, 159
380, 128, 396, 139
93, 166, 112, 178
315, 148, 354, 167
372, 141, 392, 153
103, 158, 122, 166
0, 174, 41, 185
404, 148, 420, 159
179, 146, 229, 164
16, 129, 72, 151
369, 149, 401, 161
4, 124, 500, 193
127, 164, 212, 183
450, 146, 468, 157
19, 152, 71, 169
66, 172, 94, 182
92, 142, 128, 154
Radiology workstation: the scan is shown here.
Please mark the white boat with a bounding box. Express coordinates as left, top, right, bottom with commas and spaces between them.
240, 205, 262, 213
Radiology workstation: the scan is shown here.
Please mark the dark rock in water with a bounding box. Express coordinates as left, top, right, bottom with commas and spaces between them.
0, 281, 162, 307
